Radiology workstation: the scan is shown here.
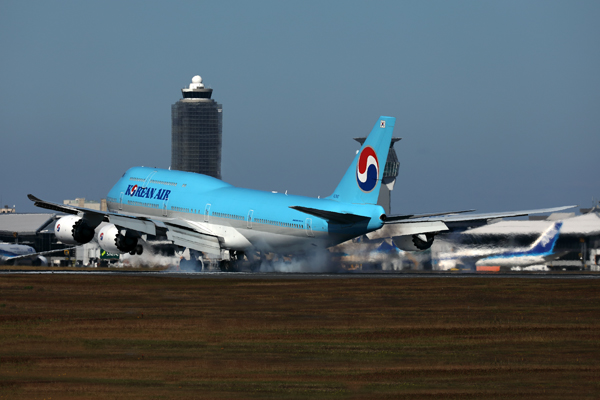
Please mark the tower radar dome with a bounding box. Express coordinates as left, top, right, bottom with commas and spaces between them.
189, 75, 204, 89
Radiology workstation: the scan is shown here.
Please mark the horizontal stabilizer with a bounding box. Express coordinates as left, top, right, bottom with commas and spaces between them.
290, 206, 370, 224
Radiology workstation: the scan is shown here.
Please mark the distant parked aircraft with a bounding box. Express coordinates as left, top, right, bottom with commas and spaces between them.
436, 221, 564, 270
0, 242, 48, 265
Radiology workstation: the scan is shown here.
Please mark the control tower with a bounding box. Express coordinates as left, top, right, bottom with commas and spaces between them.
354, 137, 401, 214
171, 75, 223, 179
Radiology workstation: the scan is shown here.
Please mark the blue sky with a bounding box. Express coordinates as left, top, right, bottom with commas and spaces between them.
1, 1, 598, 214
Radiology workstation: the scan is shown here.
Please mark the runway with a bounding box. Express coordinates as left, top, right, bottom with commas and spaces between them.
4, 269, 600, 398
1, 269, 599, 279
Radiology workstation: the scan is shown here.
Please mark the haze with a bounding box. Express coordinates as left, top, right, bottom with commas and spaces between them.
1, 1, 598, 215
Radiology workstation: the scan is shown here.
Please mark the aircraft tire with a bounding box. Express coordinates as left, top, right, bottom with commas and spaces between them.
250, 261, 260, 272
220, 260, 240, 272
219, 260, 231, 272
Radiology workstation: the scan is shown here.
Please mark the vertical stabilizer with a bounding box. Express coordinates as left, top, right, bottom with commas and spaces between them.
327, 116, 395, 204
525, 221, 563, 255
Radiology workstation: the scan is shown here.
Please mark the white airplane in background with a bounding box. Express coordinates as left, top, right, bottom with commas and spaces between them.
436, 221, 564, 270
0, 242, 48, 266
0, 242, 79, 266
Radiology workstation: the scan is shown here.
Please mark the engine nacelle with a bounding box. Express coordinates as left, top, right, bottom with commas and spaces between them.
55, 215, 96, 245
98, 224, 142, 255
392, 233, 435, 251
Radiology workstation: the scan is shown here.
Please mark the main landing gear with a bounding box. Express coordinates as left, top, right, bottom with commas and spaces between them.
219, 250, 263, 272
128, 244, 144, 256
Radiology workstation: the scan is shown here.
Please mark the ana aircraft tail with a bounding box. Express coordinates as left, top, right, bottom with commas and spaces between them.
327, 116, 395, 204
524, 221, 563, 255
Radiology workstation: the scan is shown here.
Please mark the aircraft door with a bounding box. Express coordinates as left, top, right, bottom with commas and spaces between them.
162, 199, 168, 217
204, 204, 211, 222
247, 210, 254, 229
305, 218, 314, 237
119, 192, 124, 210
142, 171, 157, 188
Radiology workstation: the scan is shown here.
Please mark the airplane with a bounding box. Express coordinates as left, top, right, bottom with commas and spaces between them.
435, 221, 564, 270
28, 116, 575, 271
0, 242, 49, 266
0, 242, 37, 264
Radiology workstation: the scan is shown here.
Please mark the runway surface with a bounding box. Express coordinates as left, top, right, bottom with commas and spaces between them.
1, 269, 599, 279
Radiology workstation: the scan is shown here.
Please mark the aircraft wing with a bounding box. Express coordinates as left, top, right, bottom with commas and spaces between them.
28, 194, 106, 217
385, 209, 475, 222
367, 205, 577, 241
28, 194, 222, 255
385, 205, 577, 226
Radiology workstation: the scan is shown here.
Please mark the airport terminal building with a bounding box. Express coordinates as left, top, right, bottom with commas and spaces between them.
171, 76, 223, 179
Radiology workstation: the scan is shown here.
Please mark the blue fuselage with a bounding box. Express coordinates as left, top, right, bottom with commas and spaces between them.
106, 167, 385, 253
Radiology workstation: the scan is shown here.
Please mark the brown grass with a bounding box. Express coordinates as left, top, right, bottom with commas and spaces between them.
1, 275, 599, 399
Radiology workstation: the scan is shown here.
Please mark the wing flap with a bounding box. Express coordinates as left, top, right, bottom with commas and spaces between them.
166, 226, 221, 255
385, 209, 475, 222
108, 215, 157, 235
386, 205, 577, 224
366, 220, 449, 240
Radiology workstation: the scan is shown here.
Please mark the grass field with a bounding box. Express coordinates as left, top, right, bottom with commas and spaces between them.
1, 274, 599, 399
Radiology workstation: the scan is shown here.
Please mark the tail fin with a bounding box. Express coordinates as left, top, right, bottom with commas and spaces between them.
327, 116, 395, 204
525, 221, 563, 255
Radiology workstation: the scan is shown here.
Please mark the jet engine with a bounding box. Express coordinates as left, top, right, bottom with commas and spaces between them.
393, 233, 435, 251
97, 224, 143, 255
54, 215, 96, 245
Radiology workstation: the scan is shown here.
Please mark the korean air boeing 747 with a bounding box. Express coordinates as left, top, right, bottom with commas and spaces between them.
29, 116, 574, 270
